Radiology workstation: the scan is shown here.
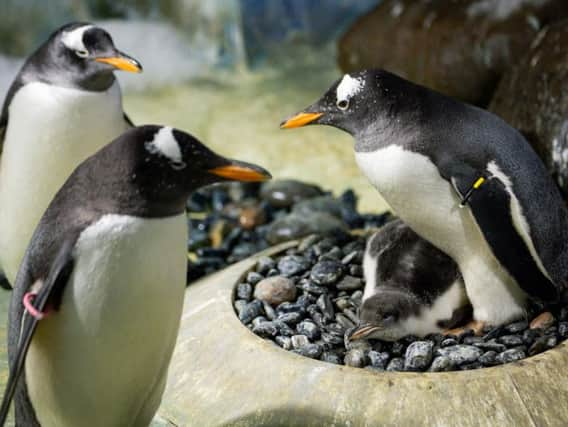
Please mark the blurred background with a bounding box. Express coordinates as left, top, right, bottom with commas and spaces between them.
2, 0, 568, 212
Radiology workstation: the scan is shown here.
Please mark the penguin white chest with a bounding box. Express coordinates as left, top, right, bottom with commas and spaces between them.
0, 81, 129, 283
26, 213, 188, 427
355, 145, 525, 324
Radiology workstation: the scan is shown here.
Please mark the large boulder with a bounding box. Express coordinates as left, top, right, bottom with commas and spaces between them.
338, 0, 568, 106
489, 20, 568, 197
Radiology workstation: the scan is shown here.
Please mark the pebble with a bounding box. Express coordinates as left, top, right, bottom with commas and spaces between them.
368, 351, 390, 369
497, 348, 526, 364
239, 300, 264, 324
478, 351, 499, 366
275, 336, 292, 350
322, 352, 342, 365
296, 320, 321, 341
291, 335, 310, 349
498, 335, 524, 347
266, 212, 347, 245
252, 322, 279, 338
260, 179, 323, 208
277, 255, 311, 277
293, 343, 323, 359
441, 338, 458, 347
263, 302, 277, 321
277, 312, 303, 325
255, 256, 276, 275
335, 313, 355, 330
254, 276, 297, 305
310, 260, 344, 286
336, 275, 363, 291
236, 283, 253, 301
506, 320, 529, 334
316, 294, 335, 321
246, 272, 264, 285
474, 341, 506, 353
404, 341, 434, 371
344, 349, 368, 368
429, 356, 454, 372
386, 358, 405, 372
436, 345, 482, 365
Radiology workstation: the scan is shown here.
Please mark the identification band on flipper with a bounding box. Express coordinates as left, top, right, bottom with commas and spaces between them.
459, 177, 486, 207
23, 292, 46, 320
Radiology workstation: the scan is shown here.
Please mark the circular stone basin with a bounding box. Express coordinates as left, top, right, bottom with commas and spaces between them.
157, 242, 568, 426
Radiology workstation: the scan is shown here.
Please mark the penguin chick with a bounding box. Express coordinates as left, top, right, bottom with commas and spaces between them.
281, 69, 568, 328
0, 125, 271, 427
0, 22, 142, 285
348, 220, 471, 342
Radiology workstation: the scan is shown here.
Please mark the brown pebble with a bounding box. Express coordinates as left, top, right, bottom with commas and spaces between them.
530, 312, 555, 330
253, 276, 297, 305
239, 206, 266, 230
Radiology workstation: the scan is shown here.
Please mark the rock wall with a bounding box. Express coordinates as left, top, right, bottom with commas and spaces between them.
338, 0, 568, 106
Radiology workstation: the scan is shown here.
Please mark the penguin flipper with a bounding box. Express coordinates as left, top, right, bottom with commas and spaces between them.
451, 171, 558, 302
123, 112, 135, 127
0, 240, 75, 425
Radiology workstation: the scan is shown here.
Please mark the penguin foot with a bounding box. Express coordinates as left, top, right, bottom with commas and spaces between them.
23, 292, 46, 320
443, 320, 486, 337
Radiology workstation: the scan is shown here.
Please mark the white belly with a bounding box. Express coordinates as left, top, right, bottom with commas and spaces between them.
26, 213, 188, 427
0, 81, 129, 283
356, 146, 526, 324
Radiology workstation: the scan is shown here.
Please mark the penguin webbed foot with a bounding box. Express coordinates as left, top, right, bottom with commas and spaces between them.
443, 320, 486, 337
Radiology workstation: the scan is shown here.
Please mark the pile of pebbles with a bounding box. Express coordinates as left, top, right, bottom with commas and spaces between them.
185, 179, 388, 283
234, 233, 568, 372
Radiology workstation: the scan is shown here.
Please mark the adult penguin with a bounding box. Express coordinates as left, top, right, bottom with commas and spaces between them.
0, 22, 142, 284
282, 69, 568, 332
0, 125, 271, 426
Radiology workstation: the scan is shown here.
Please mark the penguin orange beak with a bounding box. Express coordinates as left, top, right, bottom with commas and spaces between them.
280, 112, 323, 129
348, 324, 383, 341
208, 162, 272, 182
95, 53, 142, 73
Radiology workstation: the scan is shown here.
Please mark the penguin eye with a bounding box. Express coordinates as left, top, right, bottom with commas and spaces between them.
75, 49, 89, 58
336, 99, 349, 111
382, 313, 396, 325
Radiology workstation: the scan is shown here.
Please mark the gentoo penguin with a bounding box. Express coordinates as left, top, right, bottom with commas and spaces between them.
281, 69, 568, 331
348, 219, 471, 342
0, 22, 142, 285
0, 125, 271, 426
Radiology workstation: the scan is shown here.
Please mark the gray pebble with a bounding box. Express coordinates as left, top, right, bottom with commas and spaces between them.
341, 251, 359, 265
436, 345, 482, 365
321, 352, 342, 365
298, 234, 321, 252
236, 283, 253, 300
336, 275, 363, 291
234, 299, 247, 315
386, 357, 405, 372
506, 320, 529, 334
293, 343, 323, 359
277, 312, 303, 325
344, 349, 368, 368
239, 300, 264, 324
559, 322, 568, 338
404, 341, 434, 371
277, 255, 311, 277
252, 316, 268, 327
497, 348, 526, 364
297, 320, 321, 340
478, 351, 499, 366
474, 341, 506, 353
343, 309, 359, 324
335, 313, 355, 330
252, 321, 279, 338
317, 294, 335, 321
429, 356, 454, 372
498, 335, 524, 347
441, 338, 458, 347
310, 260, 344, 286
349, 265, 363, 277
263, 301, 277, 320
246, 271, 264, 285
255, 256, 275, 275
350, 290, 363, 306
275, 336, 292, 350
291, 334, 310, 349
368, 351, 390, 369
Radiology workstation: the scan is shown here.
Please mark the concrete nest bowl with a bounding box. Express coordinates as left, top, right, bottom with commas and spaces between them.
157, 242, 568, 427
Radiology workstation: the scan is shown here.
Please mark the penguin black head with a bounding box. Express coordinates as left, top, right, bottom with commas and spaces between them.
281, 69, 421, 137
71, 125, 271, 217
25, 22, 142, 91
348, 289, 421, 342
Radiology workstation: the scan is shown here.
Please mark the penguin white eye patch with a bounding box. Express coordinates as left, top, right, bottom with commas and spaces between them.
336, 74, 364, 106
61, 25, 94, 54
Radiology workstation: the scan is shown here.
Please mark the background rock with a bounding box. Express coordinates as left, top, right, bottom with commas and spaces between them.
489, 20, 568, 197
338, 0, 568, 106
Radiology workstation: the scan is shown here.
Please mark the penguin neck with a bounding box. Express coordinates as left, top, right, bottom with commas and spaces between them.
353, 117, 420, 153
